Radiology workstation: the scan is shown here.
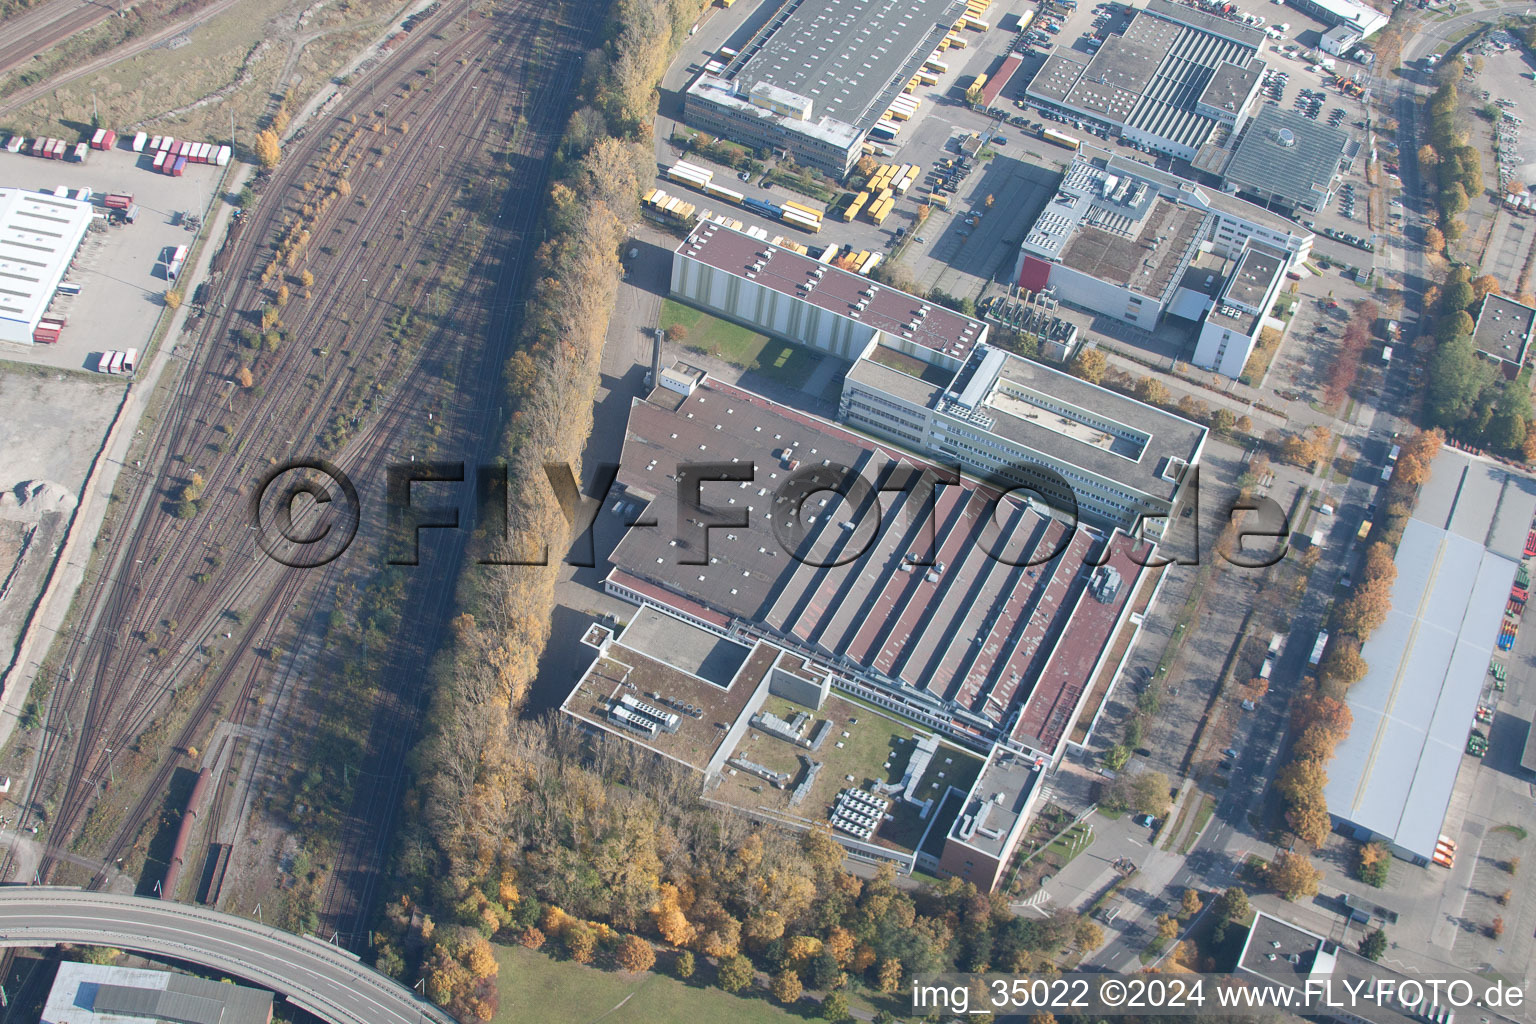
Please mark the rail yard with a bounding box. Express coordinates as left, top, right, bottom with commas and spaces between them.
1, 0, 590, 947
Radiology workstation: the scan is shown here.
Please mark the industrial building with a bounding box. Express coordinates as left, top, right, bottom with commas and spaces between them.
1023, 0, 1268, 159
43, 962, 274, 1024
1013, 148, 1308, 376
1472, 293, 1536, 379
673, 221, 1208, 531
1219, 104, 1351, 213
1237, 913, 1457, 1024
936, 745, 1046, 890
0, 187, 94, 346
1325, 452, 1536, 864
1283, 0, 1388, 39
682, 0, 967, 178
600, 371, 1155, 763
1189, 241, 1288, 378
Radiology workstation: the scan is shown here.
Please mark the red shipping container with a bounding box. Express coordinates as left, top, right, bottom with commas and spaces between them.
91, 128, 106, 147
103, 193, 133, 209
32, 327, 60, 344
171, 156, 187, 177
102, 129, 116, 149
52, 139, 66, 158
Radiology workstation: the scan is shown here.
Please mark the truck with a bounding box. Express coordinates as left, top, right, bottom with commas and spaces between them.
103, 193, 134, 210
166, 244, 189, 281
122, 348, 137, 373
1309, 630, 1329, 666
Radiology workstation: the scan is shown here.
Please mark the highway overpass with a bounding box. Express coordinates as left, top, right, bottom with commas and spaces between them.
0, 887, 457, 1024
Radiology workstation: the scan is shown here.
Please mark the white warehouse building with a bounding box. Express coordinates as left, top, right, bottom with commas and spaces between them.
0, 187, 93, 346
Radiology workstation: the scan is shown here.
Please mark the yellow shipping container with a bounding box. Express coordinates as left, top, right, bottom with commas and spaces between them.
947, 33, 967, 48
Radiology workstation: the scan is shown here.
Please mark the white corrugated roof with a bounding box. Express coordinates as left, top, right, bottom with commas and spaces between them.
0, 187, 93, 332
1324, 519, 1514, 861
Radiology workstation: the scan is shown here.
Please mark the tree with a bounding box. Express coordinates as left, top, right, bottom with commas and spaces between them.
1473, 274, 1502, 300
1361, 542, 1396, 585
254, 129, 282, 169
1334, 577, 1392, 638
819, 992, 852, 1023
1275, 758, 1327, 805
564, 923, 595, 964
236, 366, 255, 388
1359, 929, 1388, 961
1179, 888, 1203, 920
616, 934, 655, 973
1291, 723, 1342, 763
1106, 769, 1173, 817
1074, 919, 1104, 950
808, 950, 845, 991
164, 289, 183, 309
276, 284, 291, 306
1319, 642, 1368, 692
1441, 274, 1476, 316
1267, 851, 1322, 901
771, 969, 803, 1004
1490, 916, 1506, 938
1425, 225, 1446, 255
1135, 377, 1170, 406
1358, 842, 1390, 887
1287, 795, 1333, 847
1210, 407, 1235, 433
1155, 915, 1180, 942
299, 269, 315, 288
716, 954, 753, 993
1070, 347, 1107, 383
518, 926, 544, 949
674, 950, 695, 979
1214, 887, 1250, 922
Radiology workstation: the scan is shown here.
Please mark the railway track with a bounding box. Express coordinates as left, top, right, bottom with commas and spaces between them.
7, 0, 586, 936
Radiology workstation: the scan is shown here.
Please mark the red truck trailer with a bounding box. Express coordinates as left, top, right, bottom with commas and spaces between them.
170, 155, 187, 176
103, 193, 134, 209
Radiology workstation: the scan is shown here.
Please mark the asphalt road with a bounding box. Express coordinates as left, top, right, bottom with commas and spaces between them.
0, 888, 455, 1024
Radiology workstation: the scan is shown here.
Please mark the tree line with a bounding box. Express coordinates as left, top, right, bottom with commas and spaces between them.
1424, 265, 1535, 457
380, 717, 1095, 1021
1271, 430, 1441, 870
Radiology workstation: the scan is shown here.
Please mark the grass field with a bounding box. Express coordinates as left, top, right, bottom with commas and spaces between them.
3, 0, 401, 145
658, 299, 827, 391
493, 944, 799, 1024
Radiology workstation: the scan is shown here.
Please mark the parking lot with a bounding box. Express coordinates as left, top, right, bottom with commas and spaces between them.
0, 145, 225, 373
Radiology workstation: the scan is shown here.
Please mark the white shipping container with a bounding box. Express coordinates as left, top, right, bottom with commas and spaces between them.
150, 135, 163, 150
216, 145, 231, 166
132, 131, 148, 152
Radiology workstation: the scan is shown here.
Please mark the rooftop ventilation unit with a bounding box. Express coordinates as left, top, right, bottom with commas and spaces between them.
1276, 127, 1295, 147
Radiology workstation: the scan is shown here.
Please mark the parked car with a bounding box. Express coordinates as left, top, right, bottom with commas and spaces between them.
1134, 814, 1157, 828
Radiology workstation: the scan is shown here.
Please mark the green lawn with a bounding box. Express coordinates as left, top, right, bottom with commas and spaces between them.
493, 945, 797, 1024
659, 299, 828, 391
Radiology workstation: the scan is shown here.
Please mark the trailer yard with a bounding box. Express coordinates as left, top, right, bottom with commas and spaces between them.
0, 143, 223, 372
